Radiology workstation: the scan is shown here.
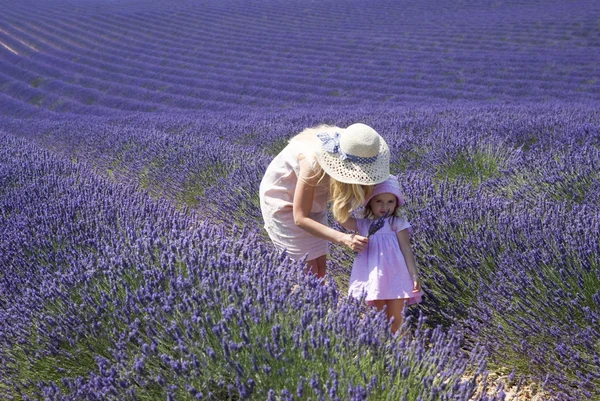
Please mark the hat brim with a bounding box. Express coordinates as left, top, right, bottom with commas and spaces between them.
364, 182, 405, 205
315, 138, 390, 185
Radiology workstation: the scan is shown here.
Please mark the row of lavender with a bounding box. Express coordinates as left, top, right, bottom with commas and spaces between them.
0, 131, 499, 400
3, 102, 599, 399
2, 0, 599, 399
2, 0, 599, 116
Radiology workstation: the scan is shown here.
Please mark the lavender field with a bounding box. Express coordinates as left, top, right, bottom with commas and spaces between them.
1, 0, 599, 400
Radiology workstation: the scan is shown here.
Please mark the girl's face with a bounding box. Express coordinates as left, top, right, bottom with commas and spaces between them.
368, 193, 397, 217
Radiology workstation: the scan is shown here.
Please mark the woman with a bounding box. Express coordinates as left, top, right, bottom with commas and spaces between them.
259, 123, 390, 277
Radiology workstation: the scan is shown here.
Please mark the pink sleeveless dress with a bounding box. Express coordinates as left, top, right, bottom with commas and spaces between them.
348, 217, 423, 305
259, 134, 330, 261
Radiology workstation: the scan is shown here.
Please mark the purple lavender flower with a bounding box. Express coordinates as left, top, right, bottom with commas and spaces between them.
1, 2, 600, 399
367, 211, 390, 238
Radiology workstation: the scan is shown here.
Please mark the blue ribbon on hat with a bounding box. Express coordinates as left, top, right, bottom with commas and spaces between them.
317, 132, 378, 164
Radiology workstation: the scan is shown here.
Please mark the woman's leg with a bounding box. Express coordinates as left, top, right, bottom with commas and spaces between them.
316, 254, 327, 278
306, 258, 319, 276
305, 254, 327, 278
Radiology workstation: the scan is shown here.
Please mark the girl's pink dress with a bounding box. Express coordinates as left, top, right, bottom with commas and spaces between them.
348, 217, 423, 305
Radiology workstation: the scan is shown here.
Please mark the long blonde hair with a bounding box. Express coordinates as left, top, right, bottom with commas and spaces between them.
330, 178, 373, 223
290, 124, 335, 143
292, 124, 334, 186
291, 124, 373, 221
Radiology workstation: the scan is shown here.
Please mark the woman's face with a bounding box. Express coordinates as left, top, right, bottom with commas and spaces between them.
368, 193, 397, 217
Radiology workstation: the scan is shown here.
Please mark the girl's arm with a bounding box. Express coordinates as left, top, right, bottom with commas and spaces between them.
293, 156, 367, 253
397, 229, 421, 291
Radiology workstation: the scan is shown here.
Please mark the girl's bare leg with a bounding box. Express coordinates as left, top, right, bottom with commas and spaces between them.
386, 299, 407, 334
371, 299, 408, 334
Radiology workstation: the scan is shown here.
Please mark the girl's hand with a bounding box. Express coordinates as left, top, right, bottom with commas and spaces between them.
412, 280, 421, 293
342, 233, 368, 253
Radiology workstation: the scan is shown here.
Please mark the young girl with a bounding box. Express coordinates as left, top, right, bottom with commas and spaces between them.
259, 123, 390, 278
341, 175, 423, 333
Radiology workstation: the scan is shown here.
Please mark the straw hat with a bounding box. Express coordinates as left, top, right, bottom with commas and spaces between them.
364, 175, 405, 206
314, 123, 390, 185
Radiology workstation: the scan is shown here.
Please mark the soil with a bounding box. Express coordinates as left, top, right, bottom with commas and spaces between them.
467, 369, 553, 400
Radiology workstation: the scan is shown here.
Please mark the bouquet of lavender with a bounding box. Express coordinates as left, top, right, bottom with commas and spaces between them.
367, 211, 389, 237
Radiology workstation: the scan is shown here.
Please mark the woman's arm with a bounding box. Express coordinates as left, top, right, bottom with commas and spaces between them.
293, 156, 367, 253
338, 217, 358, 232
397, 229, 421, 291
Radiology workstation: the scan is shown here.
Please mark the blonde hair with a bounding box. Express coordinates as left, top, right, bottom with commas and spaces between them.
330, 178, 373, 223
290, 124, 335, 143
292, 124, 336, 186
291, 124, 375, 222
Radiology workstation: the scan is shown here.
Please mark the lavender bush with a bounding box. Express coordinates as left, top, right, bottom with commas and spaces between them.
1, 0, 600, 399
0, 133, 500, 400
3, 105, 598, 399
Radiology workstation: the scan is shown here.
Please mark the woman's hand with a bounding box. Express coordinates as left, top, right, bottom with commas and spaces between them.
342, 233, 369, 253
412, 279, 421, 293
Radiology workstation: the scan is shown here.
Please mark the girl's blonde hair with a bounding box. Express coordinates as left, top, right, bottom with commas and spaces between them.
330, 178, 373, 223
